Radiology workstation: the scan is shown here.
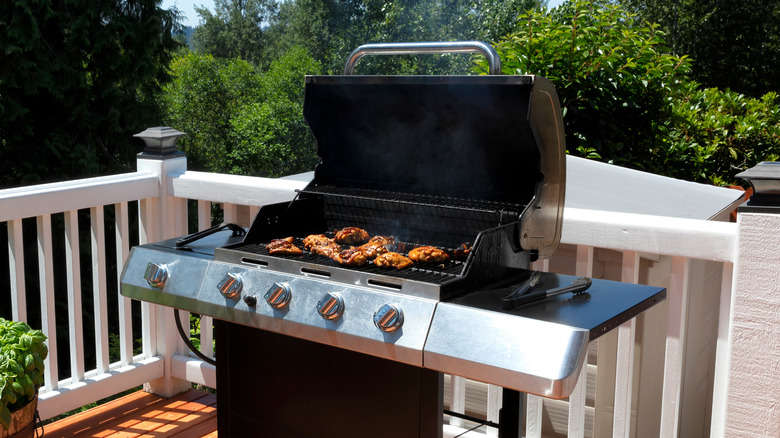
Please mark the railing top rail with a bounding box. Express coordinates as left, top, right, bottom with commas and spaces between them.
561, 207, 738, 263
0, 172, 158, 222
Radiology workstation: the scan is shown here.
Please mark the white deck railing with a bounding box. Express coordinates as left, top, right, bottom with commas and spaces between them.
0, 145, 754, 437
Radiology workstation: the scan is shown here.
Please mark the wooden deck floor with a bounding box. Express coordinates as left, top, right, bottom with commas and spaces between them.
43, 389, 217, 438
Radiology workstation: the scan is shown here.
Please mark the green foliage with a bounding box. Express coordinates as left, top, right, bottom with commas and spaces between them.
264, 0, 545, 75
478, 0, 780, 185
161, 53, 262, 172
230, 47, 322, 177
479, 1, 692, 169
192, 0, 277, 64
619, 0, 780, 98
660, 87, 780, 185
162, 47, 322, 176
0, 318, 47, 430
0, 0, 181, 187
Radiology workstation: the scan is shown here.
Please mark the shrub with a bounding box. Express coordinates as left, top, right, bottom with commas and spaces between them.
477, 0, 692, 170
661, 86, 780, 185
162, 47, 321, 177
478, 0, 780, 185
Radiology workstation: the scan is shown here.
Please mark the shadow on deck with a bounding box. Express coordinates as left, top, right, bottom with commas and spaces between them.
44, 389, 217, 438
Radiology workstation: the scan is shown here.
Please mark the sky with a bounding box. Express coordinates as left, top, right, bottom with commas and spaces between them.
163, 0, 567, 29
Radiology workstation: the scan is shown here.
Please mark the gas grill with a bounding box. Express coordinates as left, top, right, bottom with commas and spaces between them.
121, 42, 665, 438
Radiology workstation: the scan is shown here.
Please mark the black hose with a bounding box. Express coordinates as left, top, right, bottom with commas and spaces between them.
174, 308, 217, 366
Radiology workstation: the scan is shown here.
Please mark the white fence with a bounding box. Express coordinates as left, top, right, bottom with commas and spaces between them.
0, 150, 754, 437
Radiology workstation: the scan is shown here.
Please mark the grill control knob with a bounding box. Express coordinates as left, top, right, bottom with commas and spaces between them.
217, 273, 243, 299
316, 293, 345, 321
265, 282, 291, 309
144, 263, 168, 289
373, 304, 404, 332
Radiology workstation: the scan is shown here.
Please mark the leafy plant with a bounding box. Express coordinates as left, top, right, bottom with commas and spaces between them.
476, 0, 692, 170
660, 87, 780, 185
0, 318, 48, 430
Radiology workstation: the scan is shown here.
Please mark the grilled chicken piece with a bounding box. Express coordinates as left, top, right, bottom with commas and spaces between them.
334, 227, 369, 245
312, 242, 342, 258
368, 235, 395, 246
408, 246, 449, 263
358, 241, 389, 259
267, 237, 303, 255
303, 234, 333, 250
334, 248, 368, 266
303, 234, 342, 258
374, 252, 413, 270
452, 243, 472, 261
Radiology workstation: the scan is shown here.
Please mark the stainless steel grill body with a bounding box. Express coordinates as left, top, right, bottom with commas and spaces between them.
121, 42, 666, 437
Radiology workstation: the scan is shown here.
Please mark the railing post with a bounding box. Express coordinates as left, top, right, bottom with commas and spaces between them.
134, 127, 192, 397
715, 162, 780, 437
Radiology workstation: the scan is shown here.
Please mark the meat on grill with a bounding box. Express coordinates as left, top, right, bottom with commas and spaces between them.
303, 234, 342, 258
358, 241, 389, 259
334, 227, 370, 245
452, 243, 472, 261
408, 246, 449, 263
303, 234, 333, 250
334, 248, 368, 266
374, 252, 413, 270
267, 237, 303, 256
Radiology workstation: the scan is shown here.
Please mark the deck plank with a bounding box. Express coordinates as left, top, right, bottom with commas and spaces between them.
44, 389, 218, 438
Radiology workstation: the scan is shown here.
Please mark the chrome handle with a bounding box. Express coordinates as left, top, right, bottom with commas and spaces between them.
144, 263, 168, 289
343, 41, 501, 75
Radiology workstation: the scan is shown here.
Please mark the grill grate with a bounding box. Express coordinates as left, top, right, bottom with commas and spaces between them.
228, 237, 465, 284
302, 186, 520, 249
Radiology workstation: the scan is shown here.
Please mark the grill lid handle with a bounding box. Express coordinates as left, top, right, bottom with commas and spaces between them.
343, 41, 502, 75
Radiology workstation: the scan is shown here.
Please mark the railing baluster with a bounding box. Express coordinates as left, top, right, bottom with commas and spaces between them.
567, 245, 594, 437
710, 261, 734, 437
8, 218, 26, 323
613, 251, 640, 437
65, 209, 85, 383
195, 200, 215, 363
659, 256, 690, 437
37, 214, 58, 391
223, 203, 238, 224
115, 202, 132, 365
139, 199, 157, 359
486, 384, 501, 437
450, 375, 466, 428
90, 206, 110, 373
525, 257, 550, 438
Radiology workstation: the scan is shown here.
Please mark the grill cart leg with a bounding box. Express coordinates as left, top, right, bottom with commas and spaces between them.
499, 388, 522, 438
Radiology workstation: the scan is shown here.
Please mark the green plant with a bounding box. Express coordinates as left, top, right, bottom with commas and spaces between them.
475, 0, 692, 170
0, 318, 48, 430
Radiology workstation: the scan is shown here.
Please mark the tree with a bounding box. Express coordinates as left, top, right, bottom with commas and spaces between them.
619, 0, 780, 97
161, 47, 322, 176
0, 0, 181, 187
483, 0, 780, 186
263, 0, 545, 75
191, 0, 276, 64
161, 53, 262, 172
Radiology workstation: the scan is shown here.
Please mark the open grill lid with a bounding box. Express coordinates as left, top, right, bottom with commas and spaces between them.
301, 42, 566, 258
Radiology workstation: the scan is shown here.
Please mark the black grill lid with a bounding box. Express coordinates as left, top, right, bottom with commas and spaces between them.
304, 75, 542, 207
302, 73, 566, 258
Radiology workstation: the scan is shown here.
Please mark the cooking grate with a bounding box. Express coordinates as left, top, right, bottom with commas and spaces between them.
302, 186, 520, 248
227, 237, 466, 284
